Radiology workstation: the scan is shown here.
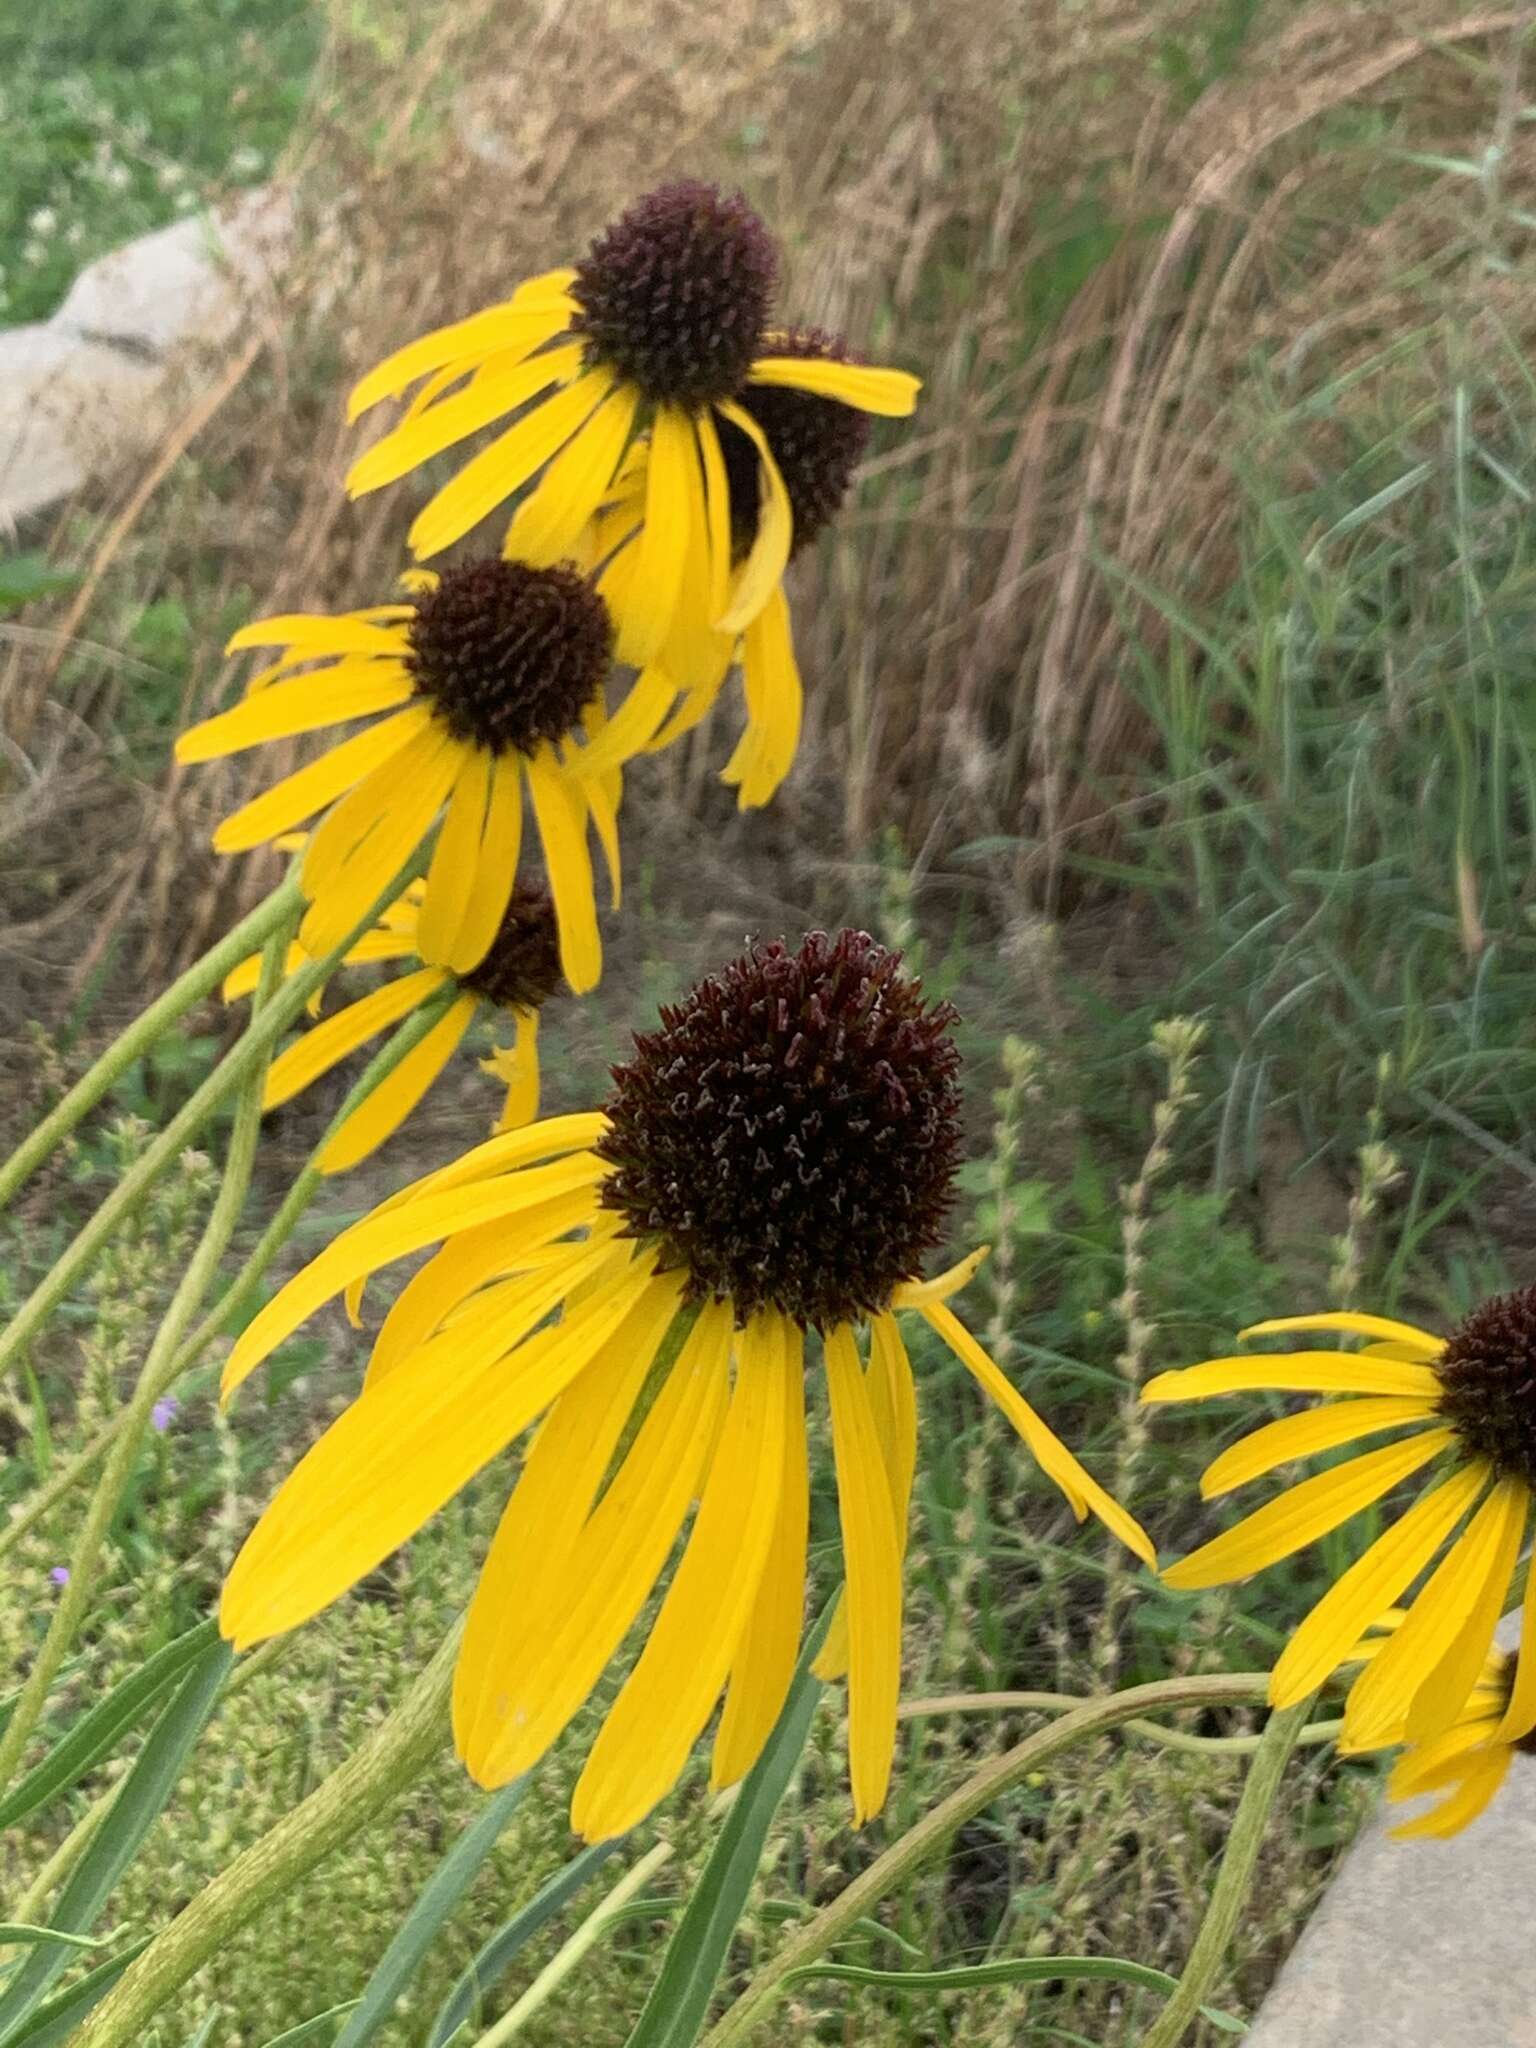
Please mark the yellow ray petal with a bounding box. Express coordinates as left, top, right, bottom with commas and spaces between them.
1404, 1480, 1527, 1745
696, 408, 732, 623
220, 1252, 650, 1649
571, 1315, 790, 1839
922, 1301, 1156, 1567
210, 705, 433, 854
1389, 1748, 1511, 1839
613, 404, 695, 668
1161, 1428, 1457, 1592
346, 299, 574, 420
221, 1152, 608, 1399
467, 1302, 735, 1786
447, 755, 522, 977
526, 747, 601, 994
713, 401, 791, 637
408, 369, 615, 560
348, 343, 586, 492
713, 1317, 810, 1791
176, 667, 414, 762
262, 967, 446, 1109
453, 1271, 686, 1760
1199, 1398, 1441, 1499
1142, 1354, 1442, 1403
1238, 1312, 1443, 1356
890, 1246, 989, 1310
318, 993, 478, 1174
417, 749, 492, 967
1496, 1551, 1536, 1744
502, 381, 638, 564
572, 666, 679, 782
299, 731, 463, 958
1388, 1716, 1504, 1794
825, 1322, 903, 1824
722, 586, 800, 809
1268, 1462, 1492, 1707
225, 615, 410, 658
223, 941, 309, 1005
748, 356, 921, 416
375, 1110, 611, 1213
581, 750, 621, 911
485, 1006, 541, 1133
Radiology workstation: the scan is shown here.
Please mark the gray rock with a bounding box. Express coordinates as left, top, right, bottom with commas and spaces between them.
0, 323, 161, 524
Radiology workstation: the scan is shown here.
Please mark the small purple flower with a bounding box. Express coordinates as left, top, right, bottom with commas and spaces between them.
151, 1396, 180, 1434
49, 1566, 70, 1587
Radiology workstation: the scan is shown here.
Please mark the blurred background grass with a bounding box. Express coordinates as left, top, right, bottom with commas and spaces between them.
2, 0, 1534, 2041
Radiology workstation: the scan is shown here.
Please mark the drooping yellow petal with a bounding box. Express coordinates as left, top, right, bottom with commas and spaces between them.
922, 1301, 1156, 1567
713, 401, 791, 637
1404, 1480, 1527, 1746
526, 746, 601, 994
448, 755, 522, 976
299, 730, 463, 958
1389, 1748, 1511, 1839
1199, 1398, 1441, 1499
890, 1246, 989, 1310
467, 1302, 735, 1787
221, 1152, 608, 1399
1238, 1312, 1443, 1356
220, 1251, 650, 1649
346, 297, 574, 420
1142, 1354, 1442, 1404
573, 666, 679, 786
502, 382, 639, 564
571, 1313, 791, 1839
177, 666, 415, 762
713, 1317, 809, 1791
1496, 1551, 1536, 1744
318, 992, 479, 1174
1268, 1462, 1489, 1707
748, 356, 921, 416
824, 1322, 903, 1824
223, 941, 310, 1005
580, 747, 622, 912
348, 343, 587, 495
613, 404, 694, 669
417, 749, 492, 967
408, 370, 616, 560
210, 705, 434, 854
262, 966, 446, 1109
453, 1271, 686, 1760
722, 586, 800, 809
484, 1007, 541, 1132
696, 408, 732, 624
1161, 1428, 1456, 1592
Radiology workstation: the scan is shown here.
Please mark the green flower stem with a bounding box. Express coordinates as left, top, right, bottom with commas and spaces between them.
700, 1673, 1278, 2048
0, 918, 294, 1798
0, 872, 302, 1215
0, 856, 423, 1387
1138, 1697, 1314, 2048
0, 986, 462, 1569
73, 1620, 462, 2048
898, 1690, 1343, 1757
473, 1838, 676, 2046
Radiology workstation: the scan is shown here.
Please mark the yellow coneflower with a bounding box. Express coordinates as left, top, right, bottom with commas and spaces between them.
1143, 1291, 1536, 1753
345, 182, 919, 669
224, 879, 563, 1172
175, 562, 634, 993
218, 931, 1152, 1840
567, 328, 874, 811
1341, 1619, 1523, 1839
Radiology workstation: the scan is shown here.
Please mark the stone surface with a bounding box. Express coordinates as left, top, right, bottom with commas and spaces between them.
0, 186, 293, 529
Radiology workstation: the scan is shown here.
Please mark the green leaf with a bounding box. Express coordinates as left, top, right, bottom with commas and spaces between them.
0, 1929, 108, 1955
777, 1957, 1244, 2031
0, 1938, 151, 2048
0, 1618, 220, 1833
0, 555, 80, 616
0, 1637, 231, 2042
622, 1608, 830, 2048
257, 2002, 362, 2048
427, 1841, 622, 2048
334, 1780, 528, 2048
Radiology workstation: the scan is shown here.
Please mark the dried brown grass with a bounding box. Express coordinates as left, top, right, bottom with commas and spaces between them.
3, 0, 1534, 994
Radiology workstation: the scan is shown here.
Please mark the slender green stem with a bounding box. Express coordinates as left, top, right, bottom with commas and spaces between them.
73, 1620, 461, 2048
474, 1838, 675, 2046
1138, 1698, 1313, 2048
0, 988, 462, 1567
0, 918, 294, 1796
899, 1690, 1343, 1757
0, 874, 302, 1214
700, 1673, 1277, 2048
0, 855, 423, 1386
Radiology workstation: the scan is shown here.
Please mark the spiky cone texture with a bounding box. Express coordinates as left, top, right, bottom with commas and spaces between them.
175, 562, 644, 996
1144, 1292, 1536, 1760
224, 876, 563, 1171
219, 932, 1152, 1840
345, 182, 918, 673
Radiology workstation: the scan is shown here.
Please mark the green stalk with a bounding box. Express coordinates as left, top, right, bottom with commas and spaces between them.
0, 856, 423, 1386
700, 1673, 1277, 2048
899, 1690, 1342, 1756
73, 1621, 462, 2048
0, 986, 462, 1569
0, 916, 294, 1796
0, 873, 302, 1214
1138, 1698, 1313, 2048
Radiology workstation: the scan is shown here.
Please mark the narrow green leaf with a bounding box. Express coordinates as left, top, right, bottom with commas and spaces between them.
0, 1930, 108, 1955
623, 1608, 830, 2048
778, 1957, 1243, 2030
257, 2001, 362, 2047
0, 1939, 151, 2048
181, 2013, 221, 2048
0, 1619, 220, 1833
0, 1638, 231, 2041
334, 1779, 528, 2048
427, 1841, 622, 2048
